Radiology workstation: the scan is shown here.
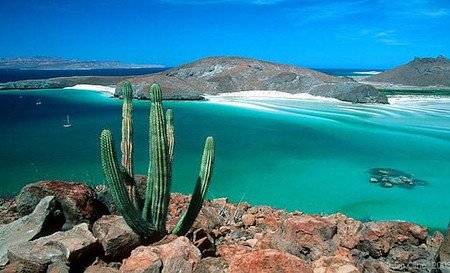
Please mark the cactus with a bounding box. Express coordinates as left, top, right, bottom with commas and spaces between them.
120, 81, 138, 208
100, 82, 215, 239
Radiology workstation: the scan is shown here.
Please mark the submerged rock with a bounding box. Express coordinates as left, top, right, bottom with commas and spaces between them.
0, 196, 62, 266
368, 168, 426, 189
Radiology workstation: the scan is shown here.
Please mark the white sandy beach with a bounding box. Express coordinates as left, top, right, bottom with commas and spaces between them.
205, 90, 342, 102
63, 84, 116, 96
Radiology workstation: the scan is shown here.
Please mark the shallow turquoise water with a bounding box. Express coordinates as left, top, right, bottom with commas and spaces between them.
1, 90, 449, 231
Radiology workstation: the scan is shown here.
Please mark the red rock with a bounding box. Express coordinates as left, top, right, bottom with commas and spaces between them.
120, 247, 161, 273
268, 215, 338, 260
328, 213, 363, 249
216, 244, 251, 264
92, 215, 141, 261
357, 221, 428, 258
312, 255, 359, 273
16, 181, 108, 229
121, 236, 201, 273
242, 214, 256, 227
229, 249, 312, 273
193, 257, 228, 273
85, 259, 119, 273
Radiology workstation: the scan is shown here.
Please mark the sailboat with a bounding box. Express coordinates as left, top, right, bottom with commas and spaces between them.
63, 115, 72, 128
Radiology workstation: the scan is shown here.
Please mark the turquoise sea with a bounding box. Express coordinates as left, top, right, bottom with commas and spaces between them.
0, 89, 449, 232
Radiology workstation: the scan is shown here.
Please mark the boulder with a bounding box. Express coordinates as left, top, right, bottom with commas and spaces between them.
268, 215, 338, 260
439, 224, 450, 273
16, 181, 108, 229
7, 223, 98, 273
356, 221, 427, 258
85, 258, 119, 273
120, 236, 201, 273
0, 196, 61, 266
92, 215, 141, 261
228, 249, 312, 273
311, 255, 359, 273
46, 261, 70, 273
193, 257, 228, 273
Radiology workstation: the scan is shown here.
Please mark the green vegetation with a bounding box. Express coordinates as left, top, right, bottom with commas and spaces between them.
100, 82, 215, 240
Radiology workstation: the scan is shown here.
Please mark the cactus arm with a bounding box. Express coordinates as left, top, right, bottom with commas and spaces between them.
100, 129, 156, 240
172, 136, 215, 235
120, 80, 138, 208
142, 83, 172, 234
166, 109, 175, 163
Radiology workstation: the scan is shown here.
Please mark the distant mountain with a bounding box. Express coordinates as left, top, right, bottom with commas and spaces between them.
366, 56, 450, 88
118, 56, 387, 103
0, 57, 164, 70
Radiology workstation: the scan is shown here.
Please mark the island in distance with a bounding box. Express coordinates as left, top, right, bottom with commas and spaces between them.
0, 57, 163, 70
364, 55, 450, 90
0, 56, 388, 104
2, 55, 450, 103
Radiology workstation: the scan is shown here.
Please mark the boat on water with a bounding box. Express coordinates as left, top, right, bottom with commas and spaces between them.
63, 115, 72, 128
35, 100, 42, 105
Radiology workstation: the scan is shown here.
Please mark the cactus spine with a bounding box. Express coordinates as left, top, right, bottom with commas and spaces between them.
100, 82, 215, 239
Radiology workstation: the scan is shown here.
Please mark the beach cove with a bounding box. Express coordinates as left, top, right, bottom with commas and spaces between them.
0, 87, 449, 232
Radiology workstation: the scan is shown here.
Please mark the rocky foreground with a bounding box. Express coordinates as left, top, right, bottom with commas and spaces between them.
0, 180, 449, 273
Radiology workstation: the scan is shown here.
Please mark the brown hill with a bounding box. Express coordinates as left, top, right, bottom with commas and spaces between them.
367, 55, 450, 88
119, 57, 387, 103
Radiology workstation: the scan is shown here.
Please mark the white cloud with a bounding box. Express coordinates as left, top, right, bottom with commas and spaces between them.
337, 29, 409, 46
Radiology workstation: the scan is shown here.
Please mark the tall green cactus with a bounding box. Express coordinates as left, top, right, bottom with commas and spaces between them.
100, 82, 215, 239
120, 81, 138, 208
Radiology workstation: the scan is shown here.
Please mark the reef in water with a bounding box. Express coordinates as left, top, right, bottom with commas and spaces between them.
368, 168, 427, 189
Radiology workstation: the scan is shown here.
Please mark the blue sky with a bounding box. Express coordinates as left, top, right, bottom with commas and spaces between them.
0, 0, 449, 68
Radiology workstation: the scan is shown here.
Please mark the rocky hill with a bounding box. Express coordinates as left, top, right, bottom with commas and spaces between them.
0, 57, 162, 70
366, 55, 450, 88
119, 57, 387, 103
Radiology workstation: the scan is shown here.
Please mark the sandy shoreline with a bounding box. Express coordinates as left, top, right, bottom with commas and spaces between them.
205, 90, 342, 102
63, 84, 116, 96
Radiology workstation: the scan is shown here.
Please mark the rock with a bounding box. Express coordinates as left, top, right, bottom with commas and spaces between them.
85, 258, 119, 273
357, 221, 427, 258
0, 196, 62, 266
329, 213, 363, 249
46, 261, 70, 273
381, 182, 393, 188
92, 215, 141, 261
311, 255, 359, 273
7, 223, 98, 273
16, 181, 108, 229
121, 236, 201, 273
439, 224, 450, 273
370, 177, 378, 183
0, 198, 20, 226
242, 214, 256, 227
229, 249, 312, 273
188, 228, 216, 257
216, 244, 251, 264
95, 184, 116, 214
268, 214, 338, 260
193, 257, 228, 273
